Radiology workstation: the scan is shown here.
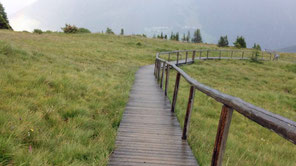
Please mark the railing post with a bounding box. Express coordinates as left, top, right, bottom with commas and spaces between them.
185, 51, 188, 64
211, 105, 233, 166
207, 50, 209, 59
160, 62, 165, 88
199, 51, 202, 59
231, 51, 233, 59
154, 60, 157, 77
242, 51, 244, 59
192, 51, 196, 63
157, 60, 161, 83
171, 72, 181, 113
165, 63, 170, 96
177, 52, 180, 65
168, 53, 171, 61
219, 50, 222, 60
182, 86, 195, 140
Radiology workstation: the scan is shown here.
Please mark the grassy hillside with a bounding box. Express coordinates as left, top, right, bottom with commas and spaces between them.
165, 60, 296, 165
0, 30, 295, 166
0, 30, 208, 165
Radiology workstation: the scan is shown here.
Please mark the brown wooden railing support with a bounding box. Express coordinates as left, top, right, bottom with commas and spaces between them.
168, 53, 171, 61
157, 60, 161, 82
182, 86, 195, 140
199, 51, 202, 59
160, 62, 165, 88
154, 60, 157, 77
192, 51, 196, 63
177, 52, 180, 65
185, 51, 188, 64
171, 72, 181, 113
219, 50, 222, 60
207, 50, 209, 59
211, 105, 233, 166
165, 64, 170, 96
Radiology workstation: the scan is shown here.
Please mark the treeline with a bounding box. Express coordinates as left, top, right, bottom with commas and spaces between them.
218, 35, 261, 50
153, 29, 203, 43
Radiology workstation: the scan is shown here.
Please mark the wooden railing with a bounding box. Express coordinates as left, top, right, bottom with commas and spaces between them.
154, 49, 296, 166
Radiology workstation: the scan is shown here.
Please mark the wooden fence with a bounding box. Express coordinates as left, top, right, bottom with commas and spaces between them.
154, 49, 296, 166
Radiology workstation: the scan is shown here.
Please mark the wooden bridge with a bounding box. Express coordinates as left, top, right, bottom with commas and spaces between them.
109, 50, 296, 166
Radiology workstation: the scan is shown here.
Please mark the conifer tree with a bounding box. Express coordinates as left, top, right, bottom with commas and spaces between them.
0, 3, 12, 30
233, 36, 247, 48
218, 35, 229, 47
120, 28, 124, 35
192, 29, 202, 43
186, 31, 190, 42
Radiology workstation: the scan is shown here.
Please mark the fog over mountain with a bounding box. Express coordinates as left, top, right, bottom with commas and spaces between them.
7, 0, 296, 49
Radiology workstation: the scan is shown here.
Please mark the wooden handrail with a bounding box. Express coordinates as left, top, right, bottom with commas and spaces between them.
154, 50, 296, 166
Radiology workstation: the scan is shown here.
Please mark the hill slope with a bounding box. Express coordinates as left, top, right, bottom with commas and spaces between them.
0, 30, 208, 165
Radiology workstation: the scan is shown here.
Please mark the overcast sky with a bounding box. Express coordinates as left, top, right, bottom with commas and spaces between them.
1, 0, 296, 49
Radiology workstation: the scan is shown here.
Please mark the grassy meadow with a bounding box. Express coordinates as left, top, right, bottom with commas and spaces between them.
0, 30, 295, 166
0, 30, 206, 165
164, 59, 296, 165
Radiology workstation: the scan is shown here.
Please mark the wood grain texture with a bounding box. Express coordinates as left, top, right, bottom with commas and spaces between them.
108, 65, 198, 166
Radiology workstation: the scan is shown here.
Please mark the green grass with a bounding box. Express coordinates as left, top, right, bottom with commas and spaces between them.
165, 59, 296, 165
0, 30, 209, 165
0, 30, 295, 165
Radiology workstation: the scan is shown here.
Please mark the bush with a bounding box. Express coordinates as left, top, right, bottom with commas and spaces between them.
61, 24, 78, 33
33, 29, 43, 34
106, 27, 114, 34
233, 36, 246, 48
77, 28, 91, 33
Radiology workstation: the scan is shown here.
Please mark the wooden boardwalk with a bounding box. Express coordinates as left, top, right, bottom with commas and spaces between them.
108, 65, 198, 166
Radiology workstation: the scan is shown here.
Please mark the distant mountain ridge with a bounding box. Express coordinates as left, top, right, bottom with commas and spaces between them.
278, 45, 296, 53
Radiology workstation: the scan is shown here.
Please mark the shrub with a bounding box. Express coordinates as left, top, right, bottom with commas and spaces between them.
61, 24, 78, 33
105, 27, 114, 34
78, 28, 91, 33
33, 29, 43, 34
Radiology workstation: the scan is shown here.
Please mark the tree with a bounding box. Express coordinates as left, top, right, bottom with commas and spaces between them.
164, 34, 167, 40
0, 3, 12, 30
170, 32, 175, 40
233, 36, 246, 48
120, 28, 124, 35
175, 32, 179, 41
160, 32, 164, 39
106, 27, 114, 34
253, 43, 261, 50
192, 29, 202, 43
218, 35, 229, 47
182, 33, 186, 42
186, 31, 191, 42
